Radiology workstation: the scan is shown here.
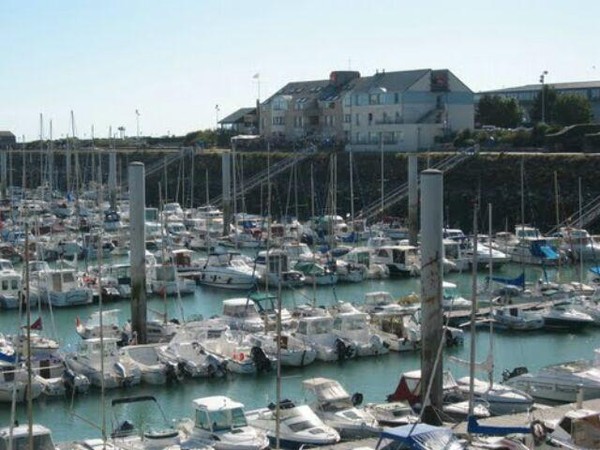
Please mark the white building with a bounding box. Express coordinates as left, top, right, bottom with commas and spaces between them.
259, 69, 474, 152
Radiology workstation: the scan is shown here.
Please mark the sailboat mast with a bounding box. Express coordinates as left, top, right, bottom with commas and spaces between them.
468, 201, 478, 418
24, 223, 34, 447
39, 113, 44, 189
349, 148, 355, 229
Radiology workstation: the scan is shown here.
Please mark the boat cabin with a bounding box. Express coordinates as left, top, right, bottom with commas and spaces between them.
0, 424, 56, 450
192, 396, 248, 432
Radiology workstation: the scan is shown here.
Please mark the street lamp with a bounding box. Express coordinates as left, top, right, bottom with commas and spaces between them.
539, 71, 548, 123
215, 104, 220, 129
135, 109, 140, 140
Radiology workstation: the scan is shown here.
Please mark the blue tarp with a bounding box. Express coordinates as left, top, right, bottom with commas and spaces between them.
488, 272, 525, 288
590, 266, 600, 276
467, 416, 530, 436
377, 424, 459, 450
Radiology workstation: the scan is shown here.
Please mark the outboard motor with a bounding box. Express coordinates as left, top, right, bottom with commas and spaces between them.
166, 361, 184, 383
502, 366, 528, 382
250, 346, 272, 373
114, 361, 132, 387
335, 338, 355, 361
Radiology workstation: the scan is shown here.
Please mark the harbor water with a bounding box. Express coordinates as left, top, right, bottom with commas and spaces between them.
1, 258, 599, 443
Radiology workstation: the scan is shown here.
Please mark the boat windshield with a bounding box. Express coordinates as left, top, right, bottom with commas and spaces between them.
207, 407, 247, 431
0, 433, 56, 450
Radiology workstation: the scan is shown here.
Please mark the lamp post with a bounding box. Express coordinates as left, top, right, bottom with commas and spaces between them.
539, 71, 548, 123
215, 104, 220, 129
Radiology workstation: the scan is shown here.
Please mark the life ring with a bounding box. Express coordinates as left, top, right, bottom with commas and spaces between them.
234, 352, 245, 361
238, 352, 245, 361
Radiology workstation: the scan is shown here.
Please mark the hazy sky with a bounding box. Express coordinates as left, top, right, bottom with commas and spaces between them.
2, 0, 598, 141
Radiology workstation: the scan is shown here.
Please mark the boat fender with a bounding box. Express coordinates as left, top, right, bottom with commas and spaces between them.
351, 392, 363, 406
530, 420, 547, 444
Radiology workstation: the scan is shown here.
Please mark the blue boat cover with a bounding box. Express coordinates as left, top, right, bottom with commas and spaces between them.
590, 266, 600, 276
489, 272, 525, 288
467, 416, 530, 436
377, 424, 458, 450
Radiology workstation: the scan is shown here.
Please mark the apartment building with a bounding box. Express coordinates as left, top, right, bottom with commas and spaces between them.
259, 69, 474, 152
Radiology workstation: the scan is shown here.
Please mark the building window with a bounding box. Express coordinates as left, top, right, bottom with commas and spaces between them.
394, 93, 400, 103
369, 94, 380, 105
368, 113, 373, 125
395, 112, 401, 123
344, 95, 351, 106
344, 114, 351, 123
272, 116, 284, 125
355, 114, 360, 126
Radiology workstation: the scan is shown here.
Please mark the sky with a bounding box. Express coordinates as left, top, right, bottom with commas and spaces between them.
2, 0, 599, 142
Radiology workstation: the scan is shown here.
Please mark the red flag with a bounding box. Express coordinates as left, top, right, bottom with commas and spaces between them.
21, 317, 43, 330
30, 317, 43, 330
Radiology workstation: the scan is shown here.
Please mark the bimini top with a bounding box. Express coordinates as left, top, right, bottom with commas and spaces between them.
193, 395, 244, 412
377, 424, 462, 450
303, 378, 350, 401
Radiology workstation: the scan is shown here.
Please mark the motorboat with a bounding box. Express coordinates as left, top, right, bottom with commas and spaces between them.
219, 297, 268, 333
64, 337, 142, 389
503, 349, 600, 403
110, 395, 189, 450
490, 306, 545, 331
119, 343, 181, 385
244, 331, 317, 367
455, 376, 534, 415
156, 321, 227, 378
541, 301, 594, 330
248, 292, 294, 330
245, 399, 340, 448
28, 260, 93, 308
509, 237, 561, 266
253, 249, 305, 288
368, 310, 421, 352
292, 315, 356, 362
179, 395, 270, 450
0, 423, 57, 450
442, 281, 472, 311
76, 308, 125, 342
363, 400, 419, 426
198, 251, 259, 290
302, 377, 381, 439
361, 290, 420, 316
543, 408, 600, 449
330, 302, 389, 357
0, 360, 44, 403
0, 258, 24, 310
99, 263, 133, 300
371, 244, 420, 277
555, 227, 600, 261
386, 370, 490, 421
199, 328, 275, 375
149, 263, 196, 297
293, 261, 338, 286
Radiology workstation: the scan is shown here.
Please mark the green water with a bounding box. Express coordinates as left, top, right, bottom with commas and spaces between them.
1, 261, 599, 442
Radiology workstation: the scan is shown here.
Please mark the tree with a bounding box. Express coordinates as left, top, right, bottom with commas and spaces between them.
476, 95, 523, 128
554, 94, 593, 125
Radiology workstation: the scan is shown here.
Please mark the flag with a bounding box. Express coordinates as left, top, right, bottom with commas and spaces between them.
76, 316, 81, 328
30, 317, 43, 330
252, 73, 260, 79
21, 317, 42, 331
